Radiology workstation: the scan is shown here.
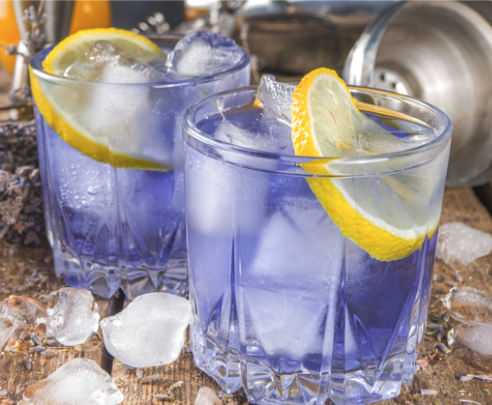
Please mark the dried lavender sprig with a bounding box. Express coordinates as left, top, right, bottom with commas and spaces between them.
23, 4, 47, 56
0, 120, 44, 245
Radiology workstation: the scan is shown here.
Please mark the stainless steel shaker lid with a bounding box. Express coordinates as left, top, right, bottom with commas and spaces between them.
343, 0, 492, 187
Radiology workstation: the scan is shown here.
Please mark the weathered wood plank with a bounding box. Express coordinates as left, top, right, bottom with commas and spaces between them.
0, 242, 117, 404
112, 342, 224, 405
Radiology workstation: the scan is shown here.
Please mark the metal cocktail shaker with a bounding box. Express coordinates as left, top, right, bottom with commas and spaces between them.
343, 0, 492, 187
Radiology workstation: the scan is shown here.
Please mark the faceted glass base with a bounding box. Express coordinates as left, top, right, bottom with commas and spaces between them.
54, 246, 188, 299
191, 322, 242, 394
191, 324, 418, 405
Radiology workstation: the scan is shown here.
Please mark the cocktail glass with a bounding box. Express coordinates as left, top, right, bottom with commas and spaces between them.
183, 85, 452, 405
30, 33, 250, 299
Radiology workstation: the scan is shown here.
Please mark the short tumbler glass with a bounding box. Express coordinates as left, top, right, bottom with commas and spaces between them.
30, 34, 250, 299
183, 86, 452, 405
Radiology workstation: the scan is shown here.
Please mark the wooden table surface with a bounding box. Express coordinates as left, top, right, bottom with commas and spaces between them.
1, 66, 492, 405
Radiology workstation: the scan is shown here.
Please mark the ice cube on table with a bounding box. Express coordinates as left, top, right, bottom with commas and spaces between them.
195, 387, 221, 405
255, 74, 295, 123
436, 222, 492, 268
166, 31, 245, 78
0, 296, 48, 327
442, 286, 492, 325
0, 296, 48, 351
64, 41, 166, 83
100, 292, 192, 368
19, 358, 124, 405
46, 287, 100, 346
0, 317, 16, 350
449, 323, 492, 356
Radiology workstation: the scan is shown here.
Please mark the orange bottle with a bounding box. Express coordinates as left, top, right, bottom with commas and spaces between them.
0, 0, 111, 74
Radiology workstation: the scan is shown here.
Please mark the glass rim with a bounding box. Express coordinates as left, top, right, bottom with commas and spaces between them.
30, 32, 251, 88
183, 84, 453, 171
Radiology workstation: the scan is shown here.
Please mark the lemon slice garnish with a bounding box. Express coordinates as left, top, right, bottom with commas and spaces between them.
30, 28, 171, 171
291, 68, 439, 261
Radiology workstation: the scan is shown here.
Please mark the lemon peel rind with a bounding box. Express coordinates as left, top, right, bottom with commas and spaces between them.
30, 67, 171, 171
43, 28, 163, 75
291, 67, 359, 158
307, 176, 436, 262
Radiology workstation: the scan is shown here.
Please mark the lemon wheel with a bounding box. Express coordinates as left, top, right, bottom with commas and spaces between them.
290, 68, 439, 261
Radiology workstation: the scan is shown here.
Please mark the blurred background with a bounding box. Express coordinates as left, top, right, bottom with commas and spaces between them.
0, 0, 398, 80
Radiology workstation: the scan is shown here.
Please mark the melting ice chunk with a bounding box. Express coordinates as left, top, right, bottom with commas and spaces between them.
215, 119, 258, 149
215, 118, 290, 154
0, 296, 48, 328
255, 74, 295, 123
436, 222, 492, 268
195, 387, 221, 405
243, 204, 343, 358
249, 203, 343, 284
19, 358, 124, 405
0, 296, 48, 351
442, 286, 492, 324
46, 288, 100, 346
166, 31, 245, 78
64, 41, 166, 83
100, 292, 192, 368
449, 323, 492, 356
